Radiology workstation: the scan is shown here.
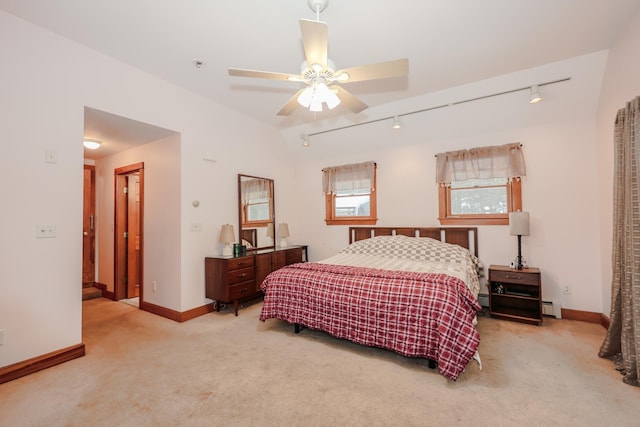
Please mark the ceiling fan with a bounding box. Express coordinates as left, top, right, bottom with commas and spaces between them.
228, 0, 409, 116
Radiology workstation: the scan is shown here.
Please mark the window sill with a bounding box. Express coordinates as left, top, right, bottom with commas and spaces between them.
325, 218, 378, 226
438, 217, 508, 226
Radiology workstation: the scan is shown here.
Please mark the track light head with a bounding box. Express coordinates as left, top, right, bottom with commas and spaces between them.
529, 85, 542, 104
392, 115, 401, 129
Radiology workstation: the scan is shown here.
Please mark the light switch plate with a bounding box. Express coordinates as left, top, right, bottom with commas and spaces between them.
36, 224, 56, 238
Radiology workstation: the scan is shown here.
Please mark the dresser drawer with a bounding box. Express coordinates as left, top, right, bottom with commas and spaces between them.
490, 269, 539, 286
228, 281, 255, 300
228, 267, 254, 284
228, 256, 254, 270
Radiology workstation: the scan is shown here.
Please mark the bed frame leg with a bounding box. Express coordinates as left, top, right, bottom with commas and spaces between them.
294, 323, 301, 334
428, 359, 437, 369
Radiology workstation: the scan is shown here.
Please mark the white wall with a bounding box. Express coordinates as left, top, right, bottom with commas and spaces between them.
95, 134, 182, 310
596, 9, 640, 317
0, 10, 294, 367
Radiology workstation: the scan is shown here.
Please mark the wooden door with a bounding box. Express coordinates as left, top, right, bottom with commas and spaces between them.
127, 173, 141, 298
114, 162, 144, 302
82, 165, 96, 284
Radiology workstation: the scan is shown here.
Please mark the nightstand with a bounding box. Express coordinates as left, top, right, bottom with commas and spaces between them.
488, 265, 542, 325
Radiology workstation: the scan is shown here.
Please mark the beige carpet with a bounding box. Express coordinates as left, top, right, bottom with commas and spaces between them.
1, 298, 639, 427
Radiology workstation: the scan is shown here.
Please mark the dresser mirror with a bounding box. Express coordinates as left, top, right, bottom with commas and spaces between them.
238, 174, 275, 250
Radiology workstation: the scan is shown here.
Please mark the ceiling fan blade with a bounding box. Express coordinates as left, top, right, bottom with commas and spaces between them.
336, 58, 409, 83
228, 68, 302, 81
332, 86, 368, 114
300, 19, 328, 68
276, 89, 305, 116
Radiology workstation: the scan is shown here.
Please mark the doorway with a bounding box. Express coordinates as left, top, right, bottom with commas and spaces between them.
114, 162, 144, 303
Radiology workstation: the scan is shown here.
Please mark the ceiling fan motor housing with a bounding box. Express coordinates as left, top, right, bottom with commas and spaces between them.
307, 0, 329, 14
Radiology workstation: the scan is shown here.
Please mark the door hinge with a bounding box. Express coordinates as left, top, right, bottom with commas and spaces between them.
124, 231, 128, 238
124, 187, 128, 194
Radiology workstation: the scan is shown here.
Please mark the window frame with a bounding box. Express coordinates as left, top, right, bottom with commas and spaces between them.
325, 165, 378, 226
438, 178, 522, 225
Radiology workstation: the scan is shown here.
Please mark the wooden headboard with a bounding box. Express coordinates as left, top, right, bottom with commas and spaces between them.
348, 226, 479, 257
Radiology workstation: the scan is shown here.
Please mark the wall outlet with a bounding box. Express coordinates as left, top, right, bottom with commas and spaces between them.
562, 285, 571, 295
152, 281, 157, 292
190, 223, 202, 232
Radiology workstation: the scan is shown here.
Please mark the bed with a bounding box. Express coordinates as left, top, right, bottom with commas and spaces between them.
259, 226, 483, 381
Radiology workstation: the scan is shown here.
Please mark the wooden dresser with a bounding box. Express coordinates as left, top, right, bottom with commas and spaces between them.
205, 245, 306, 315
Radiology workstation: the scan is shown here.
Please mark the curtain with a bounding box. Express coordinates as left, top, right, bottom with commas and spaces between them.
241, 178, 271, 203
435, 142, 526, 184
322, 161, 375, 194
599, 95, 640, 387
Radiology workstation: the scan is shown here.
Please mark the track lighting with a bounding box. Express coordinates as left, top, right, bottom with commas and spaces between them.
529, 85, 542, 104
392, 115, 401, 129
305, 78, 569, 138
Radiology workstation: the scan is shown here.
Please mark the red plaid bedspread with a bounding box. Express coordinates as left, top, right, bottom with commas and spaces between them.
259, 262, 481, 381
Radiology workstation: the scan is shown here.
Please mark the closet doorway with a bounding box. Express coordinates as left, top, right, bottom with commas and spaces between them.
114, 162, 144, 303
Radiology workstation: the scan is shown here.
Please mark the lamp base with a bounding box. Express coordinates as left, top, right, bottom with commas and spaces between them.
279, 238, 288, 248
516, 235, 523, 269
222, 244, 233, 257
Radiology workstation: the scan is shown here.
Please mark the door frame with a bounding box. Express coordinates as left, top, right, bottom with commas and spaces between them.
114, 162, 144, 303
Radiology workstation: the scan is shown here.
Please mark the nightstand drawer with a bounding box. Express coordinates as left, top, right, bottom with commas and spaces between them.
490, 269, 539, 286
228, 267, 254, 284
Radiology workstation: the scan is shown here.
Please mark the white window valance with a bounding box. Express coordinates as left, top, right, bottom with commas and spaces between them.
435, 143, 526, 184
241, 178, 271, 203
322, 161, 375, 194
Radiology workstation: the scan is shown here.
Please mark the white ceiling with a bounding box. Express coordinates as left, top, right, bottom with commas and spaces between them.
2, 0, 639, 156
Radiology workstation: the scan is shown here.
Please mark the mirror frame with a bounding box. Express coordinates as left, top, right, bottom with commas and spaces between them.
238, 174, 275, 251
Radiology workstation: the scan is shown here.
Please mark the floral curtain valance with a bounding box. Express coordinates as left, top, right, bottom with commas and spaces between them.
322, 161, 375, 194
241, 178, 271, 203
435, 142, 526, 184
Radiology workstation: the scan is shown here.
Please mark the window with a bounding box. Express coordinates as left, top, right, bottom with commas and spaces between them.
323, 161, 377, 225
436, 143, 525, 225
240, 177, 274, 228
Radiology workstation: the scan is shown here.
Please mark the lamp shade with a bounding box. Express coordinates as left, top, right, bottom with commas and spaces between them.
509, 212, 530, 236
266, 222, 274, 238
219, 224, 236, 244
276, 223, 290, 238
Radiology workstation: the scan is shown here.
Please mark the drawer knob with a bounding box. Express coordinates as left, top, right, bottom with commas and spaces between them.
238, 288, 247, 293
505, 275, 521, 280
239, 273, 247, 278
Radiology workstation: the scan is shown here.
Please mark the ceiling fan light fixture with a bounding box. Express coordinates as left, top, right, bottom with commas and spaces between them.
316, 82, 340, 109
297, 87, 314, 107
335, 72, 350, 82
83, 139, 101, 150
310, 96, 323, 112
529, 85, 542, 104
325, 91, 340, 109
